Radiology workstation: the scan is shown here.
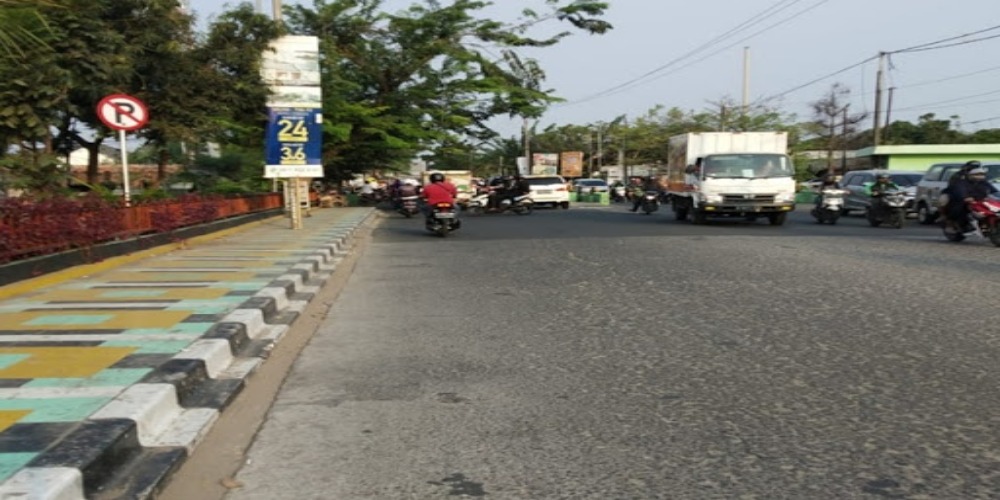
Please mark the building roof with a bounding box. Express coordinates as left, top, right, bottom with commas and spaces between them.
855, 144, 1000, 157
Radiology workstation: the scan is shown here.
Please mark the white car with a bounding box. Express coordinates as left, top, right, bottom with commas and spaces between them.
525, 175, 570, 209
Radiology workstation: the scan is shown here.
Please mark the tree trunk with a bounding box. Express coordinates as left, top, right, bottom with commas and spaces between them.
157, 148, 169, 186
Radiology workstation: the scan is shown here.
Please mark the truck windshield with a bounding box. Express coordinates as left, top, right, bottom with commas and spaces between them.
702, 154, 793, 179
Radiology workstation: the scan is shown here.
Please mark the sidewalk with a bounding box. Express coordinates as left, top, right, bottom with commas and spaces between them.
0, 207, 374, 499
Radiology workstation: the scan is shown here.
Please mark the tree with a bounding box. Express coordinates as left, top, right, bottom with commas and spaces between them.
806, 83, 867, 175
284, 0, 611, 179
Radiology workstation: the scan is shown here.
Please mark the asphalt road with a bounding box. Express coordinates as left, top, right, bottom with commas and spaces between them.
229, 204, 1000, 499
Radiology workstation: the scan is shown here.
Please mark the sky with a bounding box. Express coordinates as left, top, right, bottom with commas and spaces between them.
189, 0, 1000, 139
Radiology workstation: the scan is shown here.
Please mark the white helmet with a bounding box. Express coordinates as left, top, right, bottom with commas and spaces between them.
403, 178, 420, 186
969, 168, 987, 175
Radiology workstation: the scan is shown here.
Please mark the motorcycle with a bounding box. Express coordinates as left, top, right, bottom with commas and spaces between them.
426, 202, 460, 237
396, 195, 420, 218
640, 190, 660, 214
465, 192, 533, 216
942, 198, 1000, 247
812, 188, 846, 224
866, 190, 906, 229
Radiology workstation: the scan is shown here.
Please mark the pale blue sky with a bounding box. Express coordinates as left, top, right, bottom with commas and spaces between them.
189, 0, 1000, 137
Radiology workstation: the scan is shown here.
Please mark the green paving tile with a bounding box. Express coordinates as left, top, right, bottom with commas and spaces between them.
100, 340, 194, 354
164, 303, 232, 313
0, 452, 37, 483
23, 368, 151, 388
0, 354, 30, 370
0, 398, 112, 422
24, 314, 114, 326
100, 290, 167, 298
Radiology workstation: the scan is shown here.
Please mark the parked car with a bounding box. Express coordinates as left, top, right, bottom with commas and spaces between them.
571, 178, 609, 195
840, 170, 923, 216
913, 162, 1000, 224
525, 175, 570, 209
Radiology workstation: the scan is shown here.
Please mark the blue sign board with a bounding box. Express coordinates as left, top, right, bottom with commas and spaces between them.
265, 107, 323, 176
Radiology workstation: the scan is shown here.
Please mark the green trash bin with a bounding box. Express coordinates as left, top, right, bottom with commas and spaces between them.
346, 193, 360, 206
568, 192, 579, 203
597, 192, 610, 205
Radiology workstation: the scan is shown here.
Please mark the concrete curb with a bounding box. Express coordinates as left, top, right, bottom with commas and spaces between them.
0, 209, 375, 500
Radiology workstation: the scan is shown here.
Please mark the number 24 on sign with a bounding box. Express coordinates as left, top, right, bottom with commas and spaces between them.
277, 118, 308, 142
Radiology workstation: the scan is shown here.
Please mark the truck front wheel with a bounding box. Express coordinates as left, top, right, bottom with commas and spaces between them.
692, 210, 707, 225
768, 213, 787, 226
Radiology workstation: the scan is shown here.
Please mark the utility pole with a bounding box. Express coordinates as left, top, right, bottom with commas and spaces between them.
597, 125, 604, 174
840, 105, 850, 176
872, 52, 886, 146
523, 117, 531, 175
742, 46, 750, 127
619, 117, 628, 181
884, 86, 896, 141
588, 132, 594, 178
272, 0, 282, 22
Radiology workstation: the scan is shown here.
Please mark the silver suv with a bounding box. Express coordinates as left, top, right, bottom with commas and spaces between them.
914, 162, 1000, 224
840, 170, 923, 216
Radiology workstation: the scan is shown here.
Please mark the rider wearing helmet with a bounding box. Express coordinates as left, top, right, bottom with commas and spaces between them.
869, 173, 898, 198
949, 167, 998, 231
421, 172, 458, 214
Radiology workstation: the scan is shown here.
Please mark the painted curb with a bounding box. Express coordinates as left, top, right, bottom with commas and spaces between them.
0, 209, 375, 500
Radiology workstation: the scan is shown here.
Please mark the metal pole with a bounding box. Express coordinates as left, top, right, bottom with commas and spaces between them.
119, 129, 131, 207
873, 52, 886, 146
884, 86, 896, 139
742, 46, 750, 126
272, 0, 282, 22
523, 117, 531, 175
588, 131, 594, 178
840, 105, 849, 176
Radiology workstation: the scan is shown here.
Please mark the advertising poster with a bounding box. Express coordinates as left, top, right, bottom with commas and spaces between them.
560, 151, 584, 178
264, 107, 324, 178
531, 153, 559, 175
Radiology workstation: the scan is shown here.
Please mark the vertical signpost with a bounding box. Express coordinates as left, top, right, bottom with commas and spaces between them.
97, 94, 149, 206
261, 36, 323, 230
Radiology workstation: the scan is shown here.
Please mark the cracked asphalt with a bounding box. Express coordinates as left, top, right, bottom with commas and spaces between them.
229, 206, 1000, 499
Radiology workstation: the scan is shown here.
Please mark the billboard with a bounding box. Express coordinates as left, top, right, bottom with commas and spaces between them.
531, 153, 559, 175
264, 107, 324, 178
262, 36, 323, 178
262, 36, 322, 108
560, 151, 584, 178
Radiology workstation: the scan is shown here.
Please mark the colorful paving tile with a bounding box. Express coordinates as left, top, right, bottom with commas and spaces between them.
0, 208, 369, 484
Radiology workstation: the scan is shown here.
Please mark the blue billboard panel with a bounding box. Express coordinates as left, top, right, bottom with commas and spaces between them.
265, 107, 323, 170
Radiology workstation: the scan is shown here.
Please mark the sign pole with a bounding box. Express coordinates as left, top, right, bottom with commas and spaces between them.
119, 129, 131, 206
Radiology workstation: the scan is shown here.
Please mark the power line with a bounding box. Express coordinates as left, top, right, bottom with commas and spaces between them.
892, 89, 1000, 113
890, 24, 1000, 54
754, 24, 1000, 105
967, 115, 1000, 125
564, 0, 812, 106
893, 33, 1000, 54
901, 64, 1000, 89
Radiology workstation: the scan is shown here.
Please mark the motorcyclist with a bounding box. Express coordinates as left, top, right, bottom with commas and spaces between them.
948, 167, 998, 232
395, 179, 420, 209
940, 160, 982, 222
628, 177, 645, 212
815, 174, 841, 206
487, 176, 508, 211
421, 172, 458, 217
869, 173, 899, 218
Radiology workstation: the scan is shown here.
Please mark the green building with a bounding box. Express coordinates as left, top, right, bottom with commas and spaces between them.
853, 144, 1000, 171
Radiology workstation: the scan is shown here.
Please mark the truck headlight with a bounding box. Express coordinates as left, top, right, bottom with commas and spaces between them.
776, 193, 795, 203
704, 194, 723, 204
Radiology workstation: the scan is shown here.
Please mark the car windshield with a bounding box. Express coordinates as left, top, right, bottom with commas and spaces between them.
702, 154, 793, 179
577, 180, 606, 186
889, 174, 922, 187
527, 177, 564, 186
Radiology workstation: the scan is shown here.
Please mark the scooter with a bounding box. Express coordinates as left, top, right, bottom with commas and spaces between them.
466, 193, 533, 216
812, 188, 846, 224
866, 190, 907, 229
640, 191, 659, 214
426, 202, 461, 237
942, 198, 1000, 247
396, 195, 420, 218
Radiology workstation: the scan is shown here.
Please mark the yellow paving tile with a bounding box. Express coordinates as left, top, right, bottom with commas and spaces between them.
0, 410, 31, 432
0, 311, 193, 330
0, 347, 137, 378
138, 261, 277, 269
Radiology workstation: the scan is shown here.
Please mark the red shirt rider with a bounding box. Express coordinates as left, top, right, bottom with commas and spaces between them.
422, 177, 458, 206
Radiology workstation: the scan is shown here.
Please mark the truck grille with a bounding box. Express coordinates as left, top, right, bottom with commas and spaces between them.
723, 194, 775, 204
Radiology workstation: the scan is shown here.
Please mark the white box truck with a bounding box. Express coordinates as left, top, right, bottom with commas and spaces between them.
665, 132, 796, 225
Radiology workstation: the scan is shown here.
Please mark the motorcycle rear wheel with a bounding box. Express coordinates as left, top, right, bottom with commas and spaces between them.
514, 204, 533, 216
892, 211, 904, 229
989, 220, 1000, 247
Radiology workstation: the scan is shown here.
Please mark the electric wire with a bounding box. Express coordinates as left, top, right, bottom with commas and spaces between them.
564, 0, 812, 106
